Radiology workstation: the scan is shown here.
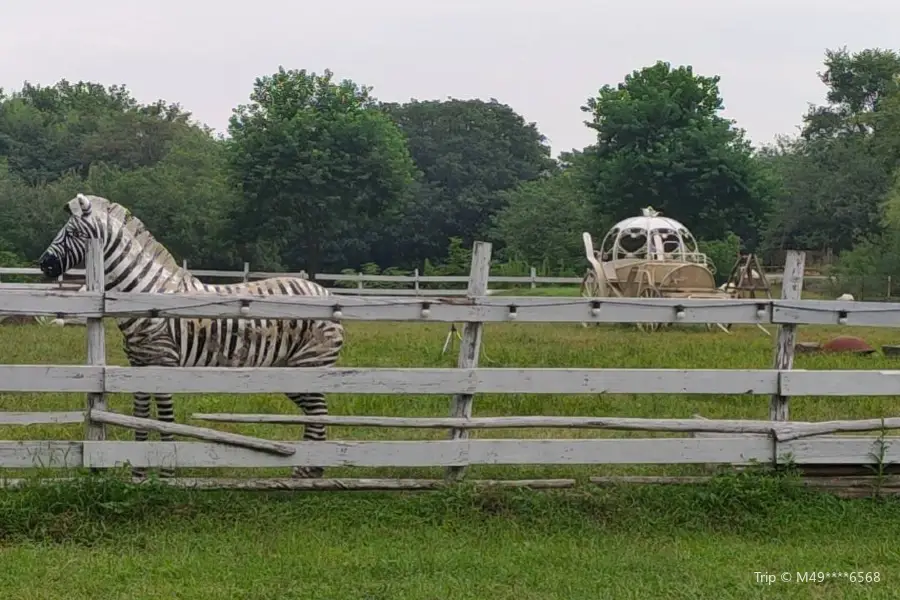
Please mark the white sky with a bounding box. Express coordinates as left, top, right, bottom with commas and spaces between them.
3, 0, 898, 156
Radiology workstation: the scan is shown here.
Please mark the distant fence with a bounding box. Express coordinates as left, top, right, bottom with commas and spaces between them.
1, 243, 899, 495
0, 263, 819, 296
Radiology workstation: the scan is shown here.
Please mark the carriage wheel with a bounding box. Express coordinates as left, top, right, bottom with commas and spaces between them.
636, 285, 664, 333
580, 268, 603, 297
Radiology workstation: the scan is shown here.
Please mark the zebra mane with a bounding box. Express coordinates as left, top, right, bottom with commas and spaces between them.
91, 196, 183, 276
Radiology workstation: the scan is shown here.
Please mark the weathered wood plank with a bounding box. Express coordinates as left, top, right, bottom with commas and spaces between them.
80, 438, 774, 468
782, 370, 900, 396
588, 475, 900, 498
4, 284, 900, 325
331, 288, 469, 296
0, 365, 104, 392
770, 250, 805, 421
774, 299, 900, 327
776, 417, 900, 441
145, 477, 577, 490
104, 366, 780, 395
103, 292, 774, 323
0, 267, 87, 276
0, 289, 102, 317
90, 410, 296, 456
193, 413, 895, 442
188, 413, 791, 433
74, 437, 900, 469
0, 477, 578, 491
0, 411, 85, 425
448, 241, 492, 481
783, 437, 900, 464
84, 239, 107, 444
0, 475, 895, 497
1, 437, 895, 470
0, 441, 83, 468
10, 365, 900, 398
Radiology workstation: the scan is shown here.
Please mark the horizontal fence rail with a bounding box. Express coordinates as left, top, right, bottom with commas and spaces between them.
1, 436, 896, 470
2, 365, 900, 396
0, 288, 893, 325
0, 265, 816, 290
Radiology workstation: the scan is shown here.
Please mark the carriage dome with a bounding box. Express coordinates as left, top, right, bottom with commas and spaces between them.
599, 207, 703, 263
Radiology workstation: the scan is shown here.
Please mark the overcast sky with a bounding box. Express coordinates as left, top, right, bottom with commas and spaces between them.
2, 0, 898, 156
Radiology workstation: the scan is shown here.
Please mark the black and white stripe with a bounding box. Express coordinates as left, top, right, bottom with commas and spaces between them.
39, 194, 345, 479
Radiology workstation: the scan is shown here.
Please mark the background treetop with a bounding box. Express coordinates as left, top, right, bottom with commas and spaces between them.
1, 47, 899, 288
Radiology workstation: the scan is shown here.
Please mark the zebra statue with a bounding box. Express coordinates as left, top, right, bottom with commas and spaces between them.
38, 193, 345, 480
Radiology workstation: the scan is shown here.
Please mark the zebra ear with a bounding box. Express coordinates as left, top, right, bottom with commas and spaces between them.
76, 193, 92, 215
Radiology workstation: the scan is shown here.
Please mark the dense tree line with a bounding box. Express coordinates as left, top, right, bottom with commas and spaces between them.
2, 47, 899, 283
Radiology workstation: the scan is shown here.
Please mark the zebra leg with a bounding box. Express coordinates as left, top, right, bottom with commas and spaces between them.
131, 392, 152, 480
286, 392, 328, 478
154, 393, 177, 478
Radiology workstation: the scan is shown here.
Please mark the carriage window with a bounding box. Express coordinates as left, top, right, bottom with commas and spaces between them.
601, 230, 619, 255
662, 234, 680, 253
618, 231, 647, 254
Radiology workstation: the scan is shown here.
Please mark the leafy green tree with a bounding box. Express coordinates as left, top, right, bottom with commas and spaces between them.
84, 127, 241, 269
759, 134, 892, 256
226, 67, 417, 275
0, 127, 239, 269
490, 150, 598, 270
801, 47, 900, 140
581, 61, 776, 248
0, 79, 192, 184
698, 233, 741, 284
761, 48, 900, 259
380, 98, 555, 263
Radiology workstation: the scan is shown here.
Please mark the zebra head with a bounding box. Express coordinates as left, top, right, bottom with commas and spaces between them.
39, 193, 102, 279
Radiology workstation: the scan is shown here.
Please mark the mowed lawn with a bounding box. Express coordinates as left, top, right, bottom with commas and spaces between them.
2, 314, 900, 598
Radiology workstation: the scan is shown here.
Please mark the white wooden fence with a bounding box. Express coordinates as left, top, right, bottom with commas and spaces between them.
0, 263, 806, 296
0, 243, 897, 494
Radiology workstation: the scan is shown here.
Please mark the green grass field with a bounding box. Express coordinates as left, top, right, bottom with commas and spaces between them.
2, 307, 900, 598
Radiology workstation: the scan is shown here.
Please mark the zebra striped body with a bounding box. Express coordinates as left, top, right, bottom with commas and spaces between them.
39, 194, 344, 479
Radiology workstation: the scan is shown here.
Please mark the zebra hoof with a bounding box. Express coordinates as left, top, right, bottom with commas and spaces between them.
292, 466, 324, 479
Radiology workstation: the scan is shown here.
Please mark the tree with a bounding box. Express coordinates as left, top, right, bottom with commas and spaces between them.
380, 98, 555, 263
0, 79, 192, 185
761, 48, 900, 259
490, 150, 598, 270
82, 127, 241, 269
801, 47, 900, 140
759, 134, 892, 257
226, 68, 417, 275
581, 61, 776, 249
0, 80, 237, 270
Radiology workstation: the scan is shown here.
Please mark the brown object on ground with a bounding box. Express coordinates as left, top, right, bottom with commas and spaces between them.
821, 335, 875, 355
882, 345, 900, 358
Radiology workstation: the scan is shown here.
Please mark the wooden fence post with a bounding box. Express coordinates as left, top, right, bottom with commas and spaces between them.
530, 267, 537, 289
85, 238, 107, 446
446, 241, 492, 481
242, 262, 250, 283
413, 268, 420, 295
769, 250, 805, 421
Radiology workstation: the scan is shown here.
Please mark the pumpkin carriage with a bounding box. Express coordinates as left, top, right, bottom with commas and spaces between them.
580, 207, 771, 333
